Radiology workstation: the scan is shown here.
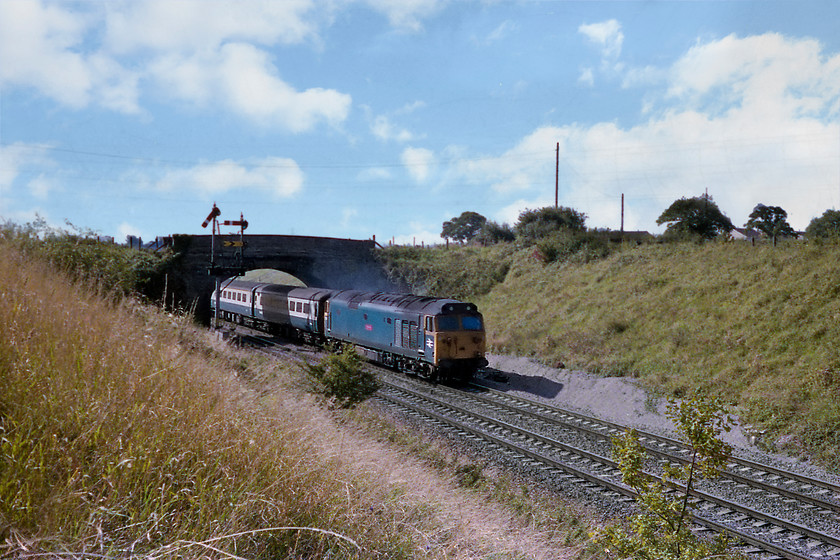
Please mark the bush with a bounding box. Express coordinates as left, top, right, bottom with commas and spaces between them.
305, 345, 381, 408
515, 206, 587, 243
536, 231, 613, 264
594, 395, 736, 559
806, 209, 840, 239
475, 220, 516, 245
0, 218, 175, 300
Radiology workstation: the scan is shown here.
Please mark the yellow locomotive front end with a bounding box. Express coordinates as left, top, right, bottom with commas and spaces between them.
425, 302, 487, 381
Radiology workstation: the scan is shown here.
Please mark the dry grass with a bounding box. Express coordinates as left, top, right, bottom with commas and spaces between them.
0, 241, 595, 559
477, 240, 840, 468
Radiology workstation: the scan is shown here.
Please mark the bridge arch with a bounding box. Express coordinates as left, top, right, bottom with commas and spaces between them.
162, 234, 402, 322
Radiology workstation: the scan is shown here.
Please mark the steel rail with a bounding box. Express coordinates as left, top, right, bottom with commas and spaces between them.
416, 381, 840, 514
375, 388, 811, 560
467, 381, 840, 499
377, 380, 840, 559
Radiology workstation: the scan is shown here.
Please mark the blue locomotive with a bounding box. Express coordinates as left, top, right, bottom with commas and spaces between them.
211, 278, 488, 381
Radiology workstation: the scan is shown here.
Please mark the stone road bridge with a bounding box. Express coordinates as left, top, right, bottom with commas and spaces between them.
163, 234, 400, 321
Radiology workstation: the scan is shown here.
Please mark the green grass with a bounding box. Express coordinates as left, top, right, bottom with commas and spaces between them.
1, 238, 598, 559
474, 239, 840, 468
0, 243, 424, 558
378, 243, 516, 300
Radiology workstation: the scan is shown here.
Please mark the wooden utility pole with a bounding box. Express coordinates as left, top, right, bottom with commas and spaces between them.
555, 142, 559, 207
621, 193, 625, 233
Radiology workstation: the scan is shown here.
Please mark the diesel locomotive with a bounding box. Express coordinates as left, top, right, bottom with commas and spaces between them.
211, 278, 488, 381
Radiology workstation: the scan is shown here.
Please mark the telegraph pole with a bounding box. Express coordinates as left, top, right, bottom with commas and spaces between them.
555, 142, 559, 207
621, 193, 625, 234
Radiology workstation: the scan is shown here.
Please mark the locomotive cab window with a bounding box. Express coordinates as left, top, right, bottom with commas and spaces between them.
461, 315, 483, 331
436, 315, 459, 332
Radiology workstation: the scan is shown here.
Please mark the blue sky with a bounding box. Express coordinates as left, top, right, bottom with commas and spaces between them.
1, 0, 839, 245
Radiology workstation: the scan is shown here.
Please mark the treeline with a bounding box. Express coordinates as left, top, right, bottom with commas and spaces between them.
440, 195, 840, 254
1, 218, 176, 301
440, 206, 619, 266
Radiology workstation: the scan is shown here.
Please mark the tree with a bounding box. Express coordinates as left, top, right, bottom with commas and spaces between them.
595, 395, 736, 559
515, 206, 586, 241
441, 211, 487, 244
805, 209, 840, 239
656, 194, 734, 240
474, 220, 515, 245
745, 204, 796, 244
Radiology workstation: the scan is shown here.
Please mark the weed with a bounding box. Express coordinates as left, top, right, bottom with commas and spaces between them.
303, 345, 381, 408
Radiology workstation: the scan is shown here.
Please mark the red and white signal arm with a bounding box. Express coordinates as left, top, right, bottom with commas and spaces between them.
202, 205, 221, 228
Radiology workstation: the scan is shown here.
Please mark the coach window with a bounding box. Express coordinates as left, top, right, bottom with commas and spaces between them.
304, 303, 310, 314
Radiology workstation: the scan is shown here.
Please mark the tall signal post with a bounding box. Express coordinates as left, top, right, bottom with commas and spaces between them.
201, 204, 249, 329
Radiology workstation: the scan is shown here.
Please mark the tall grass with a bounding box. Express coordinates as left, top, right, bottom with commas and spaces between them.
0, 220, 174, 300
477, 240, 840, 468
378, 244, 515, 300
0, 242, 425, 558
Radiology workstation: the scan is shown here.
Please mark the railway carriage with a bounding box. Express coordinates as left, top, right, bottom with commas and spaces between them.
212, 278, 487, 381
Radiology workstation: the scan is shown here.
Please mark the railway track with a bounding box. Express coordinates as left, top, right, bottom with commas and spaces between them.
375, 373, 840, 560
234, 332, 840, 559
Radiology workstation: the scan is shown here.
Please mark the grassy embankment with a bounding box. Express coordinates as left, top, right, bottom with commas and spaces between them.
0, 237, 596, 559
0, 243, 417, 557
382, 241, 840, 469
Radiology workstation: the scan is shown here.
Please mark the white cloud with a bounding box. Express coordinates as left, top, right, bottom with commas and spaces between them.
155, 157, 304, 198
667, 33, 840, 119
0, 1, 345, 126
453, 33, 840, 232
578, 67, 594, 87
401, 147, 435, 183
371, 115, 415, 142
0, 142, 54, 192
496, 198, 551, 227
579, 19, 624, 59
104, 0, 316, 54
118, 222, 142, 241
391, 222, 441, 246
28, 175, 54, 200
0, 0, 140, 112
362, 0, 446, 32
150, 43, 351, 131
472, 20, 518, 46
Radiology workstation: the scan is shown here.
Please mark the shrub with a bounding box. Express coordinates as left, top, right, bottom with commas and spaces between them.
595, 395, 737, 559
305, 345, 381, 408
515, 206, 587, 242
475, 220, 516, 245
0, 218, 175, 300
536, 231, 613, 264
